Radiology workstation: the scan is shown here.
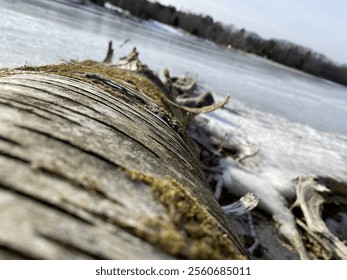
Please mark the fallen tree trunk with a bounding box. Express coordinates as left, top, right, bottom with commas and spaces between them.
0, 60, 247, 259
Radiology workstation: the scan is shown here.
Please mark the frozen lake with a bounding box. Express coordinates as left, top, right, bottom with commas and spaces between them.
1, 0, 347, 136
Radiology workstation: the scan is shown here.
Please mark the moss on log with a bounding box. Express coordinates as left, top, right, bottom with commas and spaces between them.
0, 61, 247, 259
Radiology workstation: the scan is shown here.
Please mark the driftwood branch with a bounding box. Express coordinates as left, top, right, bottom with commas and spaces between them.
103, 41, 114, 63
294, 176, 347, 259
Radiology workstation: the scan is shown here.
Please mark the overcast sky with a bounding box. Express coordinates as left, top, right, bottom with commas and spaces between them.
154, 0, 347, 65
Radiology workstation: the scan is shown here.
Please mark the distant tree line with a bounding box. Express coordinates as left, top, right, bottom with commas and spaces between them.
90, 0, 347, 86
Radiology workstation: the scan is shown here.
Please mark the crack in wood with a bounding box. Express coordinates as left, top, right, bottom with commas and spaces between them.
0, 181, 93, 225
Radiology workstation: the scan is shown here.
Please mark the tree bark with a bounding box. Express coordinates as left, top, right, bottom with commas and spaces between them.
0, 62, 247, 259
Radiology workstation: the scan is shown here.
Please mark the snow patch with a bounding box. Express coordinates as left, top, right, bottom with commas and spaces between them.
196, 97, 347, 256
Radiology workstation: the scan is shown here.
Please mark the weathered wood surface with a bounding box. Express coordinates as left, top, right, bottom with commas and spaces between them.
294, 176, 347, 259
0, 64, 247, 259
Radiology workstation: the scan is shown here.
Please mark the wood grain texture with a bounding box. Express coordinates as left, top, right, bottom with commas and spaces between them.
0, 68, 247, 259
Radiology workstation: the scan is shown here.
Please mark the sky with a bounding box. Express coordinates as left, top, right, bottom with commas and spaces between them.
153, 0, 347, 65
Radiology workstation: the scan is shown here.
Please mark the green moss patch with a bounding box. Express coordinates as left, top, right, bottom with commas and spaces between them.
126, 169, 246, 259
13, 61, 170, 110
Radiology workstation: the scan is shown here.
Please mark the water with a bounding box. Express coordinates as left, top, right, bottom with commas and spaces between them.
1, 0, 347, 136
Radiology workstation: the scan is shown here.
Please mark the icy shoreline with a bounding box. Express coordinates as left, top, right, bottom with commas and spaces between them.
193, 94, 347, 258
209, 98, 347, 185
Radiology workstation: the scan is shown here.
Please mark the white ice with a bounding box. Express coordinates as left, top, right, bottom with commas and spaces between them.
202, 98, 347, 192
196, 97, 347, 257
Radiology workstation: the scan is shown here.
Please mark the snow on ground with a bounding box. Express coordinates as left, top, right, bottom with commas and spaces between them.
205, 98, 347, 192
196, 97, 347, 257
104, 1, 131, 16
